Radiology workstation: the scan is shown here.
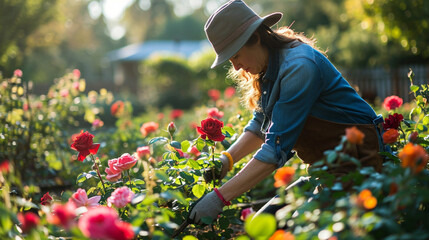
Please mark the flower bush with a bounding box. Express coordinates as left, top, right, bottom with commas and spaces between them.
0, 69, 428, 239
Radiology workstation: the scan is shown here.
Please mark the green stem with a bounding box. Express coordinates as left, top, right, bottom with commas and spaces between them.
211, 145, 216, 187
91, 154, 106, 194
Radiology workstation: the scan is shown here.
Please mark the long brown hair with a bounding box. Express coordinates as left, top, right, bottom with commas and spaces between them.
228, 25, 324, 111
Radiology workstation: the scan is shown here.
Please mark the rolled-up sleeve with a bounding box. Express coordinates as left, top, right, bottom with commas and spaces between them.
254, 57, 323, 167
243, 110, 265, 140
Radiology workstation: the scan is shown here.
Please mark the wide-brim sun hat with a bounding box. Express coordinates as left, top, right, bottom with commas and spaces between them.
205, 0, 282, 68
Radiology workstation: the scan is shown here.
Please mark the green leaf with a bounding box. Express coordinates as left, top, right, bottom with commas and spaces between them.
155, 171, 170, 182
326, 151, 337, 163
77, 173, 88, 183
181, 140, 191, 152
183, 236, 198, 240
410, 85, 419, 93
222, 126, 236, 137
187, 159, 201, 170
160, 190, 188, 205
179, 171, 194, 184
170, 141, 181, 149
149, 137, 169, 145
196, 137, 206, 151
245, 213, 276, 238
192, 184, 205, 198
134, 179, 145, 185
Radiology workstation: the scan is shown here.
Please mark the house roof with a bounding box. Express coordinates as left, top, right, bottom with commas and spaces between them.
107, 40, 211, 62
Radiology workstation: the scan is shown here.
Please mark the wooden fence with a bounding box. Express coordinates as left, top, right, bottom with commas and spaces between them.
340, 64, 429, 103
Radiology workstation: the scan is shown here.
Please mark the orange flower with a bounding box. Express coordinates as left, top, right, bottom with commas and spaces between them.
399, 143, 429, 173
269, 230, 295, 240
357, 189, 377, 210
345, 126, 365, 145
111, 101, 124, 117
383, 129, 400, 144
274, 167, 295, 188
140, 122, 159, 137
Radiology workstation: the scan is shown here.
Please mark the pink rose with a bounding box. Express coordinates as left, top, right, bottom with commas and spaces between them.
47, 202, 77, 230
105, 158, 122, 182
14, 69, 23, 77
383, 95, 403, 111
240, 207, 254, 221
207, 107, 224, 119
78, 206, 134, 240
60, 89, 69, 98
73, 81, 80, 90
107, 187, 134, 208
73, 69, 81, 79
69, 188, 101, 208
136, 146, 151, 159
114, 153, 137, 171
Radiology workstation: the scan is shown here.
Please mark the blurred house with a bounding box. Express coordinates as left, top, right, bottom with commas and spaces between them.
107, 40, 210, 95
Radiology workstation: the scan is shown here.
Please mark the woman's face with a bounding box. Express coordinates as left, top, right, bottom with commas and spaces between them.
229, 37, 268, 75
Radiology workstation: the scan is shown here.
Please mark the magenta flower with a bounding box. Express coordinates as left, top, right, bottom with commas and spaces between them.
107, 186, 134, 208
69, 188, 101, 208
78, 206, 134, 240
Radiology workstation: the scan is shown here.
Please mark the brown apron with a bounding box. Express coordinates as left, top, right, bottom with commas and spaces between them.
293, 115, 383, 180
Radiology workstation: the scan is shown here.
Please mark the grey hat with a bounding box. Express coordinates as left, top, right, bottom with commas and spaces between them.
205, 0, 282, 68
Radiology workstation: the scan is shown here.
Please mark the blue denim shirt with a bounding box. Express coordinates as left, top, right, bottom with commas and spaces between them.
244, 43, 378, 167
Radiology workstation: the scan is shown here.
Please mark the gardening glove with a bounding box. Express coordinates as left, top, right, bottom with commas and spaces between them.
188, 191, 225, 225
203, 154, 230, 183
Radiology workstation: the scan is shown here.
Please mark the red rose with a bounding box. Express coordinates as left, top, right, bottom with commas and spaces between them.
41, 192, 53, 206
70, 130, 100, 161
383, 113, 403, 130
208, 89, 221, 101
224, 86, 235, 99
197, 117, 225, 142
0, 160, 10, 173
170, 109, 183, 120
17, 212, 40, 233
383, 95, 403, 111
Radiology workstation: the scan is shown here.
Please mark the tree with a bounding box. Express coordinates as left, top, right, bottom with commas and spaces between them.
0, 0, 60, 76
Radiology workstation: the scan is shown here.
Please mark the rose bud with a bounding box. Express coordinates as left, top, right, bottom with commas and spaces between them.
168, 122, 176, 136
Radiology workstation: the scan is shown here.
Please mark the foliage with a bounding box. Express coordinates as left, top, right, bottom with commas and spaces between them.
0, 0, 60, 76
0, 70, 113, 188
1, 68, 429, 239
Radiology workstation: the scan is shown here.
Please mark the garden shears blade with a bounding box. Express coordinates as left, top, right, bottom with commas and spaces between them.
172, 219, 190, 238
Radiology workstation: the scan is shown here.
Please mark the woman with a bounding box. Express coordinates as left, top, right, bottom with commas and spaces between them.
188, 0, 385, 224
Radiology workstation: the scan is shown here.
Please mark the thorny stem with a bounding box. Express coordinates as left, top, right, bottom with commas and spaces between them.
211, 145, 216, 187
91, 154, 106, 194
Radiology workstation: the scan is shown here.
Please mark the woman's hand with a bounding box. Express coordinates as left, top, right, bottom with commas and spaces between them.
188, 191, 225, 224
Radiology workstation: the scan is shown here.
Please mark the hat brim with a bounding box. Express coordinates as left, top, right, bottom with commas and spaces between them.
211, 12, 282, 69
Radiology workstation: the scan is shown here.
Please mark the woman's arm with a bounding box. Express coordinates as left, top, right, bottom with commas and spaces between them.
219, 158, 277, 201
228, 131, 264, 163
